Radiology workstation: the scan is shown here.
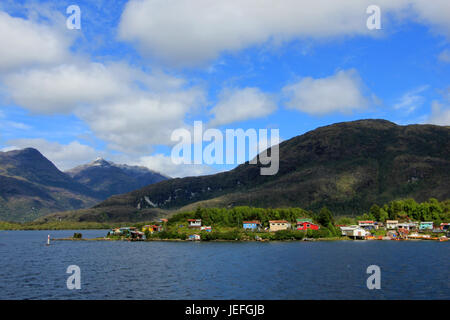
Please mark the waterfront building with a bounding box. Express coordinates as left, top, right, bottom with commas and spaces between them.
419, 221, 434, 231
201, 226, 212, 232
397, 222, 418, 231
358, 220, 376, 230
188, 234, 201, 241
296, 219, 319, 231
386, 220, 398, 229
340, 225, 368, 239
269, 220, 291, 232
243, 221, 261, 231
188, 219, 202, 228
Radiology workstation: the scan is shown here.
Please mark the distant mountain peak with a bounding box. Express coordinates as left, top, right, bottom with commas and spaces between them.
91, 157, 111, 167
2, 147, 43, 158
65, 158, 169, 199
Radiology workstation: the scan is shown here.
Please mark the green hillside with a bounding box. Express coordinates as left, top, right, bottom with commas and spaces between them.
38, 119, 450, 222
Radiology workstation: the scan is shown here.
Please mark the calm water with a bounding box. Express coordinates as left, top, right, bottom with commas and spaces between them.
0, 230, 448, 300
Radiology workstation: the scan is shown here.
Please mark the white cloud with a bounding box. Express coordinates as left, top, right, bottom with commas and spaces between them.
2, 60, 206, 153
0, 7, 206, 155
133, 154, 217, 178
411, 0, 450, 38
3, 63, 132, 114
438, 49, 450, 63
282, 69, 368, 115
0, 10, 72, 71
426, 101, 450, 126
3, 139, 102, 171
118, 0, 450, 67
209, 87, 276, 126
393, 85, 429, 114
1, 121, 31, 130
77, 89, 205, 153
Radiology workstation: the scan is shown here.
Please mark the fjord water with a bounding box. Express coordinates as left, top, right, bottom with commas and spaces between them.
0, 230, 448, 300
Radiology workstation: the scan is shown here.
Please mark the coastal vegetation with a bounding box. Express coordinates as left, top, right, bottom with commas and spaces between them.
1, 199, 448, 238
120, 198, 450, 241
338, 198, 450, 225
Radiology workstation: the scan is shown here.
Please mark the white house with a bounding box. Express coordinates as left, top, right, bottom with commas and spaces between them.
358, 220, 376, 230
397, 222, 418, 231
386, 220, 398, 230
188, 219, 202, 228
340, 225, 368, 239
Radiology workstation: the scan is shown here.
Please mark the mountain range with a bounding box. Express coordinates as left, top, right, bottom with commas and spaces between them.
66, 158, 168, 199
38, 119, 450, 223
0, 150, 168, 222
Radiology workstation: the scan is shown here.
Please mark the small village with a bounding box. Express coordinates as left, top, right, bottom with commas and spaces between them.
338, 220, 449, 241
106, 217, 450, 242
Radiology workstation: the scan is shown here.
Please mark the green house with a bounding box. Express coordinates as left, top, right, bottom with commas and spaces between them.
419, 221, 433, 230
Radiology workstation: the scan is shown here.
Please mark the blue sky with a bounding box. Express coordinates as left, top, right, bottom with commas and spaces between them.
0, 0, 449, 176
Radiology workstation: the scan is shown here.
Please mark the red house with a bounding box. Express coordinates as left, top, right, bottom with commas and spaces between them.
296, 218, 319, 231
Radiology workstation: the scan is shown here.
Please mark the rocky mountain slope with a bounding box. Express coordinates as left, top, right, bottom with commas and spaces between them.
0, 149, 169, 222
0, 148, 100, 221
66, 158, 168, 199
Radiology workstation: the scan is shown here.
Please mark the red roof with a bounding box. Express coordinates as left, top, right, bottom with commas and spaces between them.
243, 220, 261, 224
358, 221, 374, 223
298, 221, 318, 225
187, 219, 201, 222
269, 220, 289, 223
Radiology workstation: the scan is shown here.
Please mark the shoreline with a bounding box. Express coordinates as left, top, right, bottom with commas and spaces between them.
50, 236, 448, 242
52, 237, 345, 242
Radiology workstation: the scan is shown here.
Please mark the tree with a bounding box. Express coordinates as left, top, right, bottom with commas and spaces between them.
317, 206, 334, 226
369, 204, 381, 221
379, 208, 388, 222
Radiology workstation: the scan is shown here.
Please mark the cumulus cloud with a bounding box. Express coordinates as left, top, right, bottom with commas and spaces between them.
411, 0, 450, 38
0, 7, 206, 155
282, 69, 368, 115
209, 87, 276, 126
426, 101, 450, 126
3, 63, 133, 114
0, 11, 72, 71
118, 0, 450, 67
77, 89, 205, 153
3, 139, 102, 171
2, 60, 206, 153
